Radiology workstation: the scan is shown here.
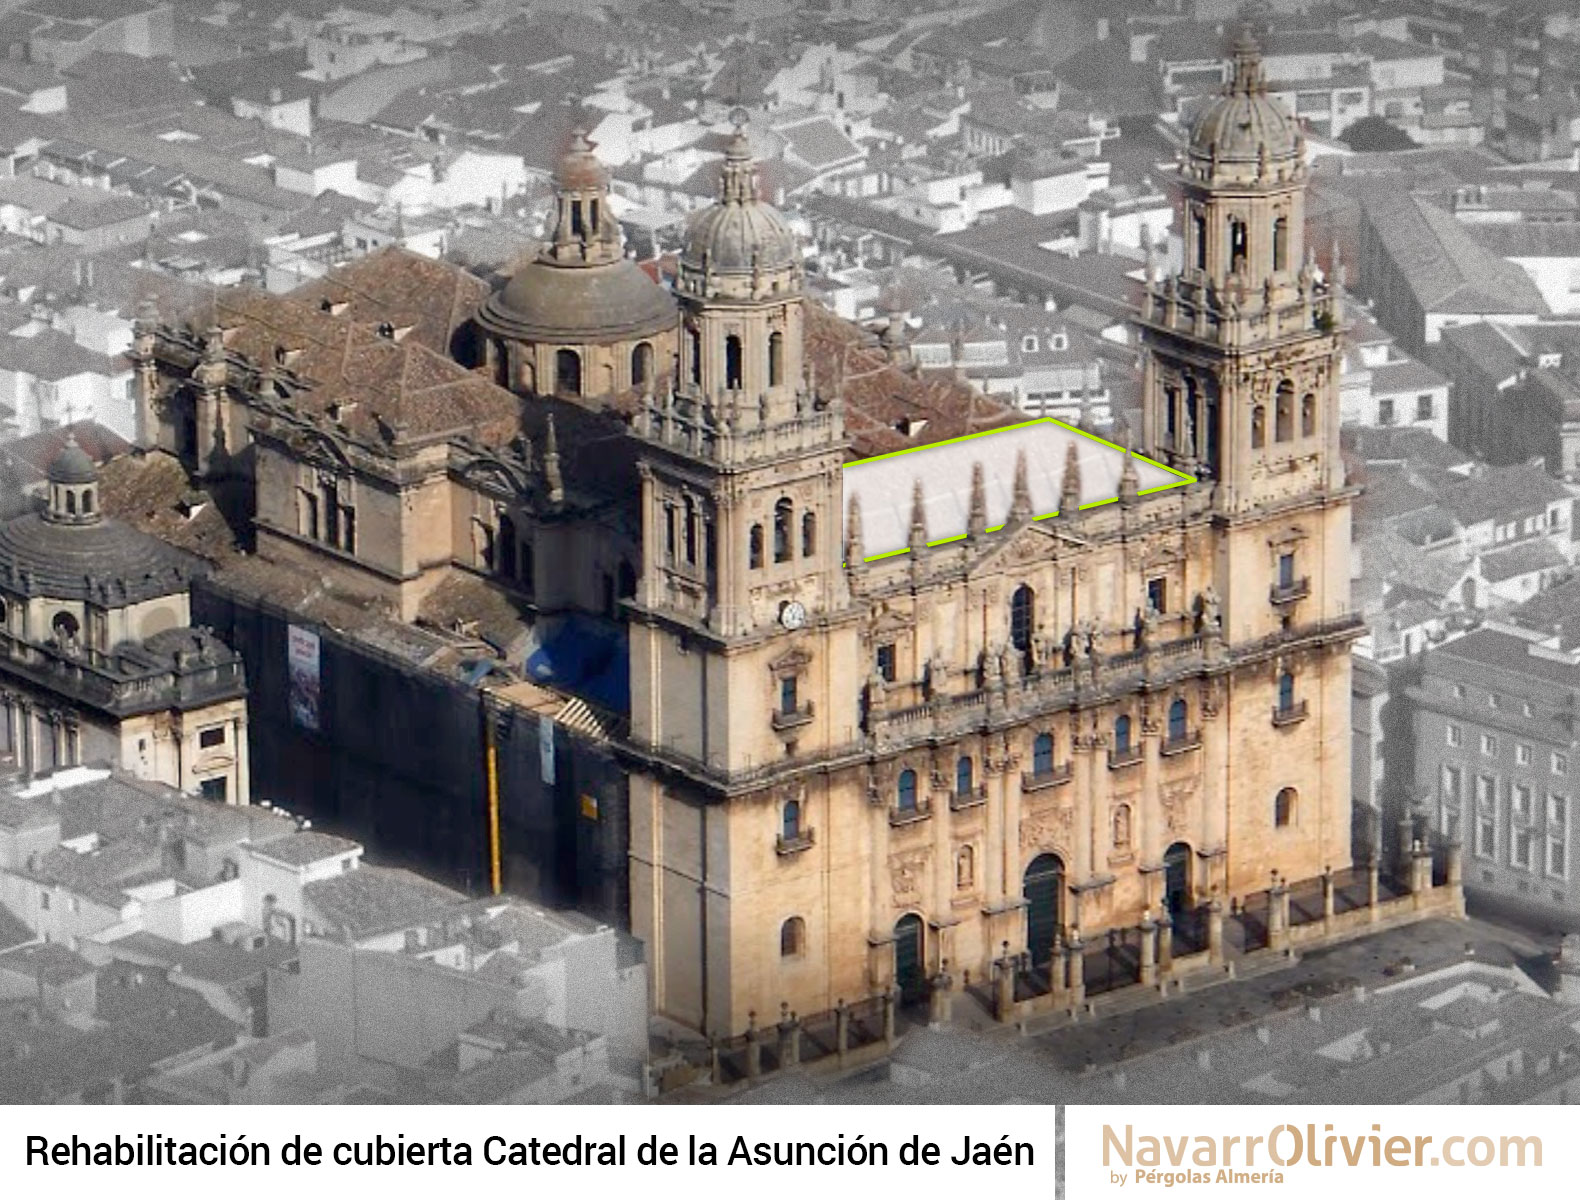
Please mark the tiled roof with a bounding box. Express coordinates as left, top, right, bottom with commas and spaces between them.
1370, 358, 1450, 395
1360, 189, 1549, 314
291, 248, 490, 359
303, 865, 466, 939
250, 830, 360, 869
1436, 462, 1573, 526
1479, 537, 1568, 583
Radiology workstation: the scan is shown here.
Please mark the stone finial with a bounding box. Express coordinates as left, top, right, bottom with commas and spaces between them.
1008, 448, 1033, 523
1059, 440, 1082, 515
543, 413, 564, 504
967, 460, 988, 540
908, 477, 929, 553
844, 492, 864, 565
1118, 448, 1139, 507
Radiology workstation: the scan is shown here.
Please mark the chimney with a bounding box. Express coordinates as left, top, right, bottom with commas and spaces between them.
1196, 1049, 1212, 1071
1255, 1025, 1271, 1045
1308, 1005, 1322, 1023
269, 87, 283, 105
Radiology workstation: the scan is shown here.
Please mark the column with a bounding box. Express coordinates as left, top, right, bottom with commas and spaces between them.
1139, 914, 1157, 988
1207, 897, 1225, 967
1321, 865, 1335, 934
744, 1012, 762, 1079
867, 794, 889, 988
1447, 841, 1465, 918
1065, 935, 1086, 1009
1157, 910, 1174, 976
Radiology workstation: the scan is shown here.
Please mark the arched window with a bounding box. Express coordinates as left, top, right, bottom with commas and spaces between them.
631, 341, 653, 390
782, 799, 802, 842
1275, 787, 1297, 827
1192, 210, 1207, 271
1272, 216, 1289, 272
956, 846, 975, 889
780, 916, 805, 957
801, 510, 816, 558
1301, 393, 1316, 438
1165, 384, 1179, 448
725, 333, 743, 390
897, 768, 918, 812
1168, 698, 1188, 742
1113, 804, 1132, 849
956, 755, 974, 797
1251, 404, 1266, 449
773, 498, 792, 563
82, 489, 94, 515
1278, 670, 1295, 713
65, 491, 76, 515
684, 498, 698, 565
1032, 732, 1054, 776
52, 611, 79, 642
1275, 380, 1294, 443
1114, 714, 1132, 752
749, 523, 764, 569
1010, 584, 1034, 652
688, 326, 702, 385
555, 348, 581, 397
499, 512, 518, 580
768, 331, 784, 387
1229, 216, 1248, 275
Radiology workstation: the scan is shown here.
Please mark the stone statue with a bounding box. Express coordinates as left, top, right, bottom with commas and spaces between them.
1140, 603, 1159, 647
1199, 587, 1222, 634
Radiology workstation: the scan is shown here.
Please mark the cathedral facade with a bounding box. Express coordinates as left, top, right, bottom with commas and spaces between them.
134, 35, 1359, 1039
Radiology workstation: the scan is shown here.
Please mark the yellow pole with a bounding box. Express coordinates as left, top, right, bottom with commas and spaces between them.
484, 700, 502, 896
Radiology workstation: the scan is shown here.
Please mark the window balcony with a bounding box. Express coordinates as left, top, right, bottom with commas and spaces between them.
949, 785, 987, 812
1270, 577, 1311, 605
1107, 744, 1143, 770
771, 701, 814, 732
889, 798, 933, 827
1022, 762, 1073, 791
776, 828, 815, 855
1271, 700, 1309, 727
1161, 729, 1203, 756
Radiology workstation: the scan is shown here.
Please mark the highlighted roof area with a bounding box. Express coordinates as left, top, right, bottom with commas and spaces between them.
843, 419, 1192, 562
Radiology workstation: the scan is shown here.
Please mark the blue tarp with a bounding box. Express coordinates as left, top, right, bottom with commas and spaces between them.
524, 616, 630, 714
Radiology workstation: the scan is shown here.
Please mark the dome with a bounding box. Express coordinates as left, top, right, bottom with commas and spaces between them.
47, 436, 97, 486
479, 258, 677, 343
0, 511, 195, 603
1186, 30, 1302, 167
679, 125, 800, 275
554, 128, 610, 192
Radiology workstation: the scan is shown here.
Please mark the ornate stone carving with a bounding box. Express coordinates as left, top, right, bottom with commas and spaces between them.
1159, 779, 1197, 834
890, 849, 930, 905
1020, 805, 1073, 851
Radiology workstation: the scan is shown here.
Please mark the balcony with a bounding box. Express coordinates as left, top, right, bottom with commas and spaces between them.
1108, 744, 1144, 770
1160, 729, 1203, 756
890, 798, 933, 827
776, 828, 815, 855
771, 701, 814, 732
1022, 762, 1074, 792
1271, 700, 1309, 727
949, 785, 987, 812
1270, 577, 1311, 605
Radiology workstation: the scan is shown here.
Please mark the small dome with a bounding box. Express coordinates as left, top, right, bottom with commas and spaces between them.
680, 124, 799, 275
480, 258, 676, 343
554, 127, 609, 192
1187, 30, 1301, 168
47, 436, 97, 486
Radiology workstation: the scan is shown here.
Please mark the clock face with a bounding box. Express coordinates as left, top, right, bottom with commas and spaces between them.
780, 601, 807, 631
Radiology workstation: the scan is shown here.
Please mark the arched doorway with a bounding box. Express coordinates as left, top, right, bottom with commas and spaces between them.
1163, 842, 1192, 918
1023, 853, 1065, 970
893, 913, 926, 1004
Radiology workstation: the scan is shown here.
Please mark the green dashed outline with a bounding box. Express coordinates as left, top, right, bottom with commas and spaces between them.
842, 416, 1194, 564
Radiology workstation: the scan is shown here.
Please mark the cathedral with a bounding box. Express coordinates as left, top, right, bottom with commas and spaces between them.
134, 33, 1360, 1039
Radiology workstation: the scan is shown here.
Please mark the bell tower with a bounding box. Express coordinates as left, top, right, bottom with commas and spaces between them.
628, 116, 854, 775
1139, 29, 1345, 516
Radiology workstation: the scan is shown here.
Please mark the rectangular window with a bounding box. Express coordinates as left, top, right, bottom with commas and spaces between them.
199, 726, 226, 749
1278, 552, 1295, 590
200, 777, 228, 803
1378, 398, 1396, 426
780, 675, 798, 715
1475, 774, 1495, 808
1476, 815, 1496, 858
1555, 752, 1569, 775
1442, 765, 1462, 802
1514, 828, 1533, 869
1550, 839, 1568, 878
1147, 577, 1167, 614
1416, 393, 1434, 421
876, 643, 896, 683
1452, 683, 1466, 699
1517, 743, 1532, 766
1514, 782, 1533, 820
1447, 723, 1461, 747
1550, 794, 1569, 826
1482, 733, 1499, 756
39, 891, 49, 911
